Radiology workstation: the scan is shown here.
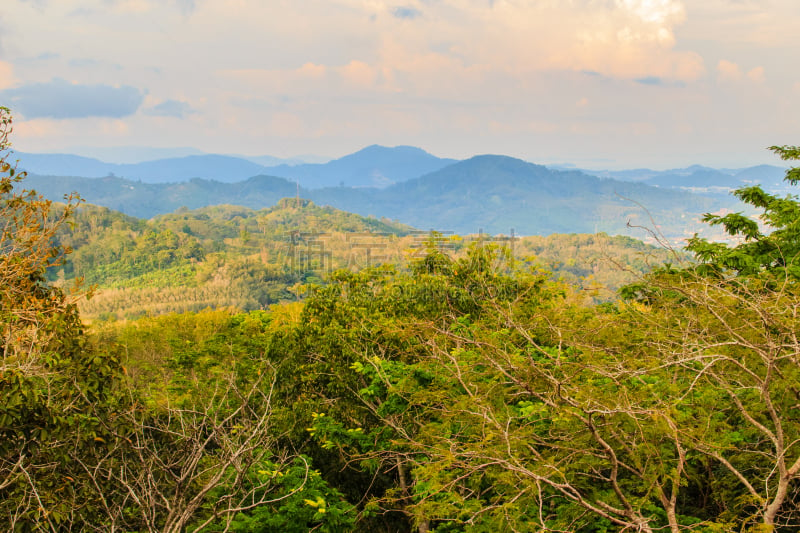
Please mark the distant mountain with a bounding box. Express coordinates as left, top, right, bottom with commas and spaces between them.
581, 164, 789, 194
115, 155, 269, 183
70, 146, 206, 163
25, 174, 301, 218
580, 168, 660, 182
11, 152, 115, 178
733, 165, 788, 190
13, 145, 455, 188
263, 145, 458, 188
13, 152, 271, 182
237, 154, 330, 166
310, 155, 727, 236
26, 154, 738, 239
645, 167, 737, 188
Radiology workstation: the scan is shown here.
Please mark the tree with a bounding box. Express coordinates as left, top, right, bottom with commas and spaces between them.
80, 309, 355, 532
0, 106, 83, 367
306, 252, 696, 532
683, 145, 800, 279
0, 108, 341, 531
0, 107, 126, 529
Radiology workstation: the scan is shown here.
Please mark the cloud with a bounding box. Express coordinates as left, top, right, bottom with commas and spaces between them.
69, 57, 123, 70
635, 76, 665, 86
717, 59, 742, 81
102, 0, 153, 13
144, 99, 196, 118
392, 6, 422, 19
361, 0, 705, 82
1, 78, 143, 119
550, 0, 704, 81
747, 66, 765, 83
35, 52, 60, 61
18, 0, 47, 7
634, 75, 685, 87
0, 61, 17, 90
340, 60, 377, 88
175, 0, 197, 15
716, 60, 764, 83
105, 0, 199, 15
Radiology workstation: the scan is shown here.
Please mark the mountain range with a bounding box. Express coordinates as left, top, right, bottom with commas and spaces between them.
13, 143, 796, 240
12, 145, 788, 193
24, 154, 741, 240
583, 164, 789, 194
12, 145, 455, 188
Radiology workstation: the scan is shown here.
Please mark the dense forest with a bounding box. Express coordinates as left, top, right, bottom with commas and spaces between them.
51, 199, 680, 321
4, 104, 800, 531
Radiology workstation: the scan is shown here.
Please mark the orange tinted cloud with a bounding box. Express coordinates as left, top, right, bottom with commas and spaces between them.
0, 61, 17, 90
717, 60, 742, 81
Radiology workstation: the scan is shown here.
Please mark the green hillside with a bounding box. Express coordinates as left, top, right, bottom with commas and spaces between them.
51, 199, 682, 321
52, 199, 413, 319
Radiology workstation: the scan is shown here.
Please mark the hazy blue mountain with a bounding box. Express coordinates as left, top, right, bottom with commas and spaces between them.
581, 164, 789, 194
312, 155, 726, 236
113, 155, 270, 183
69, 146, 206, 163
734, 165, 788, 189
238, 154, 330, 166
12, 152, 115, 178
264, 145, 458, 188
577, 167, 661, 182
644, 167, 737, 188
13, 152, 271, 182
14, 145, 452, 187
24, 154, 740, 238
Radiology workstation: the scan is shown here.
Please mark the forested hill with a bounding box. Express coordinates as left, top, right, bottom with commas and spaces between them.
27, 174, 302, 217
28, 154, 733, 239
52, 199, 681, 321
53, 200, 414, 319
319, 155, 726, 236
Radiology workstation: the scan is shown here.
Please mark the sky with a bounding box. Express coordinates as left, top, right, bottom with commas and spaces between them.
0, 0, 798, 169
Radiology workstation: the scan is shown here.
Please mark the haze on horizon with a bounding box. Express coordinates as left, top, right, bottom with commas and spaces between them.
0, 0, 798, 170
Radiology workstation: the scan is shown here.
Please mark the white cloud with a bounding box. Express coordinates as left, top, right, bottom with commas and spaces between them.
615, 0, 685, 25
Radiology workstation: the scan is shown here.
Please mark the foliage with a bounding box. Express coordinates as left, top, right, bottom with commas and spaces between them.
293, 146, 800, 531
0, 106, 126, 530
0, 108, 357, 532
208, 456, 356, 533
51, 200, 678, 321
685, 145, 800, 279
